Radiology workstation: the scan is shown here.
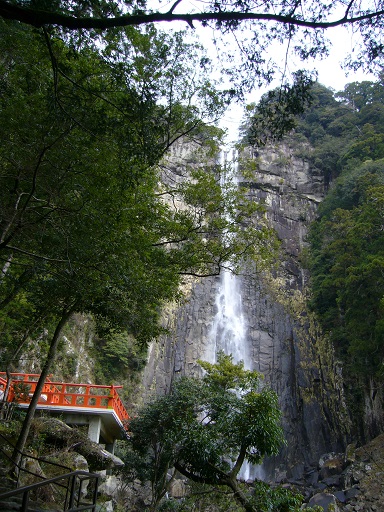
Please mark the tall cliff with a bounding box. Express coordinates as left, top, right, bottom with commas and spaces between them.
142, 137, 351, 480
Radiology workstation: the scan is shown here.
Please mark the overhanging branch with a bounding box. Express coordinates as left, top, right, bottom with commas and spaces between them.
0, 1, 383, 31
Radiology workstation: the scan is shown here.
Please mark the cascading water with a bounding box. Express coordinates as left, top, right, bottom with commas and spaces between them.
206, 150, 248, 365
205, 149, 264, 482
209, 270, 249, 369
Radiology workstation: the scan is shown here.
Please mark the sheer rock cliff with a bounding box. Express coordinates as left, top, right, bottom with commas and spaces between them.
142, 138, 351, 480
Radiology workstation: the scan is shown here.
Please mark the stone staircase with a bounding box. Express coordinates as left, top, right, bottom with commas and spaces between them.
0, 434, 19, 510
0, 467, 62, 512
0, 441, 46, 512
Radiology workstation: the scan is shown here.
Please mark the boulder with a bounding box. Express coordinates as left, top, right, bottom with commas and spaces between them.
98, 475, 121, 498
169, 479, 187, 498
308, 492, 339, 511
319, 453, 345, 480
30, 418, 124, 471
96, 500, 114, 512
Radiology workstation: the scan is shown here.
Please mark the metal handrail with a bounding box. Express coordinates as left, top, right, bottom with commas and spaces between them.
0, 433, 99, 511
0, 432, 72, 486
0, 470, 100, 512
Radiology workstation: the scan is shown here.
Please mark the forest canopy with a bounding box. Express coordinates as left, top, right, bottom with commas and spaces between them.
0, 16, 278, 368
0, 13, 279, 457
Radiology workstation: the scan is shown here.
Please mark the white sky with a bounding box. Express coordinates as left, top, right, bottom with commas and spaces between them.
149, 1, 377, 144
218, 25, 376, 144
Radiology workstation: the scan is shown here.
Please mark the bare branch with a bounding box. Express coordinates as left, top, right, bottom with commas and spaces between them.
0, 1, 383, 31
168, 0, 184, 15
345, 0, 356, 18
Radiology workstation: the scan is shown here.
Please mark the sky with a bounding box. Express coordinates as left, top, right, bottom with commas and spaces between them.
149, 0, 377, 144
219, 25, 376, 145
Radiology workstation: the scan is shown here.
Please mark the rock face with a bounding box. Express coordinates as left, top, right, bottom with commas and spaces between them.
142, 138, 350, 480
20, 313, 96, 384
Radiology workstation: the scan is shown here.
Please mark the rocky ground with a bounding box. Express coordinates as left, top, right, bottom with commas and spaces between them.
286, 434, 384, 511
2, 418, 384, 511
92, 434, 384, 511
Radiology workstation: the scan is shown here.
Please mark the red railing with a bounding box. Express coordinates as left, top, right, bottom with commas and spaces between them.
0, 375, 6, 389
0, 373, 130, 427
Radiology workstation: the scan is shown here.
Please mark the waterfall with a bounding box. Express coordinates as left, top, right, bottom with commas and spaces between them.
206, 149, 249, 366
208, 270, 249, 369
205, 149, 265, 482
206, 149, 249, 365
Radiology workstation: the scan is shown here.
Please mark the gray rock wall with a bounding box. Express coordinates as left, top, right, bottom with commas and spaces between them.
142, 138, 350, 480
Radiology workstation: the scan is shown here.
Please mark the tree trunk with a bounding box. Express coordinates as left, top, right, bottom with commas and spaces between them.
11, 307, 74, 469
175, 462, 258, 512
0, 253, 13, 281
2, 368, 12, 404
225, 477, 257, 512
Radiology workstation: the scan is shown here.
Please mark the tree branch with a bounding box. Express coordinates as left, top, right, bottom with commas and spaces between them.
6, 245, 67, 263
229, 443, 247, 479
168, 0, 184, 15
178, 268, 221, 277
174, 462, 227, 486
0, 145, 47, 249
345, 0, 356, 18
0, 1, 383, 31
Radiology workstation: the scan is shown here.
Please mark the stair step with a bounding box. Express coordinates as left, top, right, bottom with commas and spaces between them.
0, 479, 17, 496
28, 509, 62, 512
0, 498, 59, 511
0, 494, 22, 503
0, 483, 18, 494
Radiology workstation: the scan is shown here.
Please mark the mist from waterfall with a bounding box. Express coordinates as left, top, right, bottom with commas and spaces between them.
205, 149, 265, 482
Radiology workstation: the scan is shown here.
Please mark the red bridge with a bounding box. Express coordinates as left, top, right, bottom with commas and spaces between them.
0, 373, 130, 450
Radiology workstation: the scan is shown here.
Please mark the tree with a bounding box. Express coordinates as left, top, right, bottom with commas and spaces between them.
0, 17, 278, 463
129, 353, 285, 511
0, 0, 383, 97
309, 163, 384, 377
336, 79, 384, 111
240, 70, 314, 146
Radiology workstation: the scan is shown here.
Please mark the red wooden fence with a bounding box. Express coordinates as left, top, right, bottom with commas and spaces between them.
0, 373, 129, 427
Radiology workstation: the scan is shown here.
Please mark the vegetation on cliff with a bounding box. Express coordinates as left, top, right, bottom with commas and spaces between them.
297, 82, 384, 379
243, 79, 384, 389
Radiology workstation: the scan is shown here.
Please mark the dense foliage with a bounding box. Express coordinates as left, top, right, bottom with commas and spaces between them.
0, 17, 276, 458
128, 353, 285, 511
244, 79, 384, 379
298, 82, 384, 378
309, 160, 384, 377
0, 17, 271, 364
